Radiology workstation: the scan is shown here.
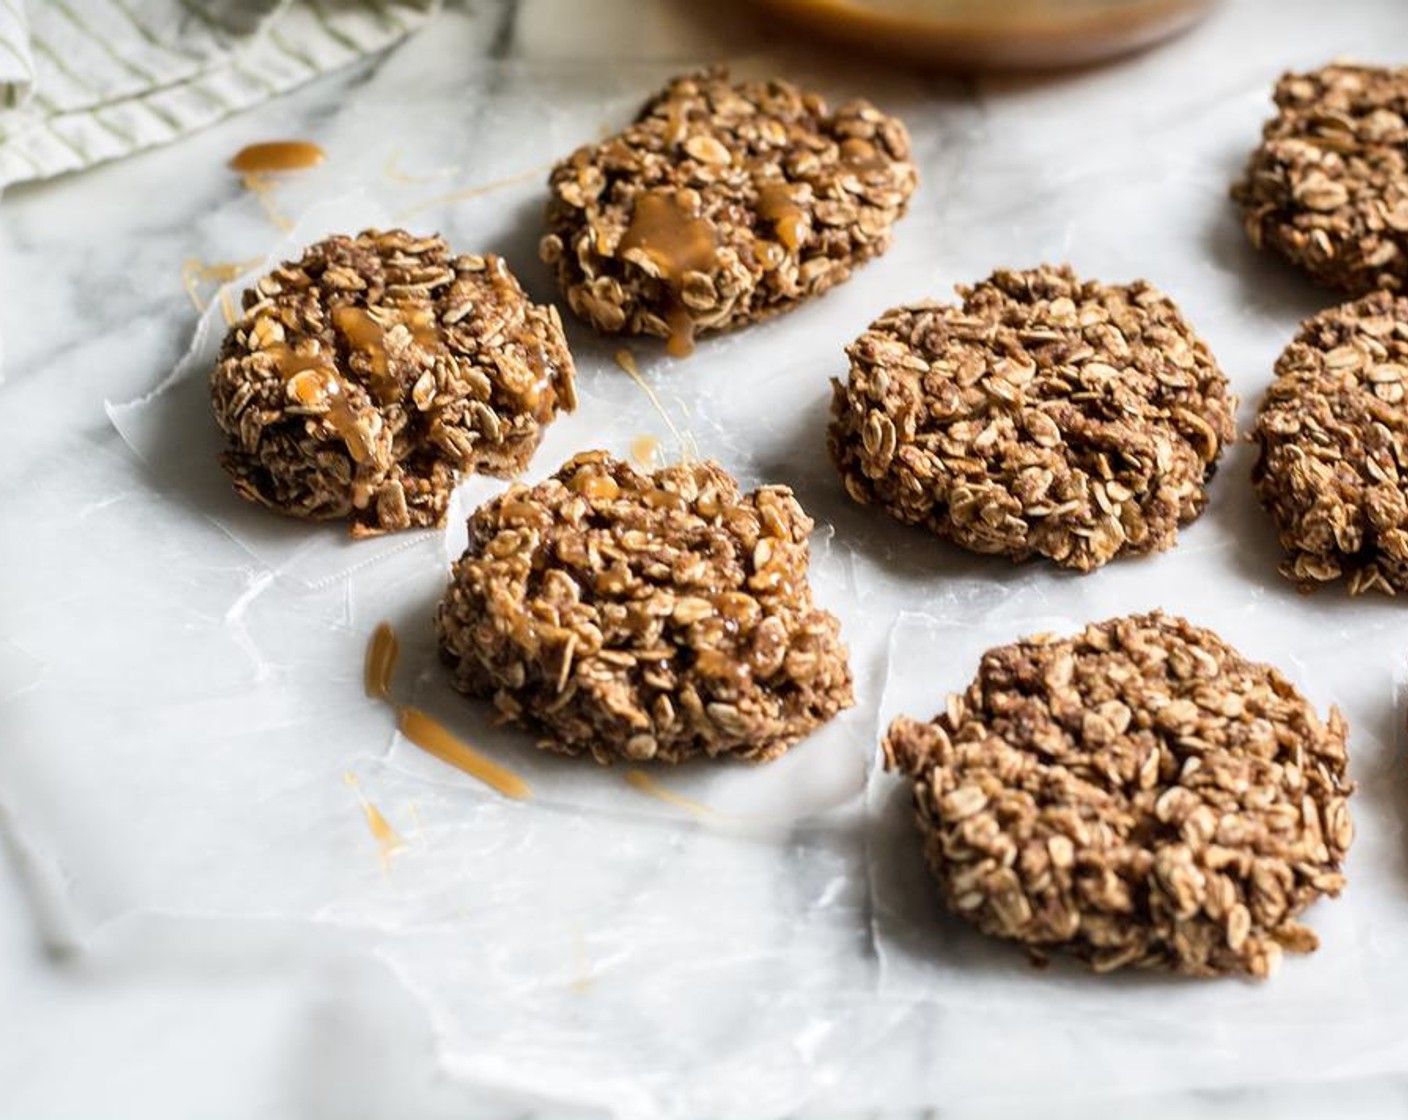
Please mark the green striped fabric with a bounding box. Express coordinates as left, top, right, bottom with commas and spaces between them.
0, 0, 437, 187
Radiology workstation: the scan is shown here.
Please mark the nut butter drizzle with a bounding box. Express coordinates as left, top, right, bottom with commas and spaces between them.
630, 434, 661, 468
486, 256, 558, 414
330, 305, 440, 405
613, 349, 698, 463
618, 191, 718, 358
364, 622, 531, 801
275, 348, 376, 467
229, 141, 325, 232
267, 304, 447, 497
343, 772, 405, 868
623, 769, 717, 820
229, 140, 326, 174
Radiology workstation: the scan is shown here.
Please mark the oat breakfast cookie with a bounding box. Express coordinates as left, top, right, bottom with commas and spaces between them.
828, 265, 1236, 571
1254, 291, 1408, 594
435, 451, 854, 763
1233, 64, 1408, 295
210, 229, 576, 537
540, 67, 918, 356
883, 612, 1353, 979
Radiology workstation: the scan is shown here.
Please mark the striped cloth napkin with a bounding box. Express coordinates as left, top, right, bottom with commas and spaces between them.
0, 0, 436, 189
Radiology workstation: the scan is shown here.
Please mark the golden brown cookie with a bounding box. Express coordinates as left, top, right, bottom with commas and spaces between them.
1233, 64, 1408, 295
1253, 291, 1408, 594
829, 265, 1236, 571
211, 230, 575, 536
541, 68, 917, 356
436, 451, 854, 763
884, 612, 1353, 979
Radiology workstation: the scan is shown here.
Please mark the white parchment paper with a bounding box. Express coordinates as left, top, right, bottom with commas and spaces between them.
10, 12, 1408, 1117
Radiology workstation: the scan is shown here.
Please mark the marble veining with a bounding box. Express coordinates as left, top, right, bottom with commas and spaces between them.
6, 2, 1408, 1117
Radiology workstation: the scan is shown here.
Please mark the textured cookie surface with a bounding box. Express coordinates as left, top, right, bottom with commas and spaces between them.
883, 612, 1353, 979
828, 265, 1236, 571
435, 451, 854, 763
210, 230, 575, 536
1254, 291, 1408, 594
540, 67, 917, 356
1233, 64, 1408, 295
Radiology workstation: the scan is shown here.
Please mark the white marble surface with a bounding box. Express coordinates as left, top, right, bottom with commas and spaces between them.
8, 1, 1408, 1117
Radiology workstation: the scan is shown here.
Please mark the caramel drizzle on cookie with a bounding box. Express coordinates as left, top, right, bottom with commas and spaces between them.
755, 182, 805, 253
275, 348, 377, 466
620, 191, 718, 357
331, 305, 440, 405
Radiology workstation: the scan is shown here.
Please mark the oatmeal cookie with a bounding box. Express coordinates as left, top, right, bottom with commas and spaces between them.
210, 230, 576, 537
828, 265, 1236, 571
883, 612, 1353, 979
1253, 291, 1408, 594
435, 451, 854, 763
540, 67, 917, 356
1233, 64, 1408, 295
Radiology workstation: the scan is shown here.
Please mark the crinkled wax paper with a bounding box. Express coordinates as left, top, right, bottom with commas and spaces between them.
10, 7, 1408, 1117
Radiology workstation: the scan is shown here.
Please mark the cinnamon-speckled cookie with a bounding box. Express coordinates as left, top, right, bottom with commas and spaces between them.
436, 451, 853, 763
211, 230, 575, 536
1233, 64, 1408, 295
541, 67, 918, 356
1254, 290, 1408, 594
884, 612, 1353, 978
829, 265, 1236, 571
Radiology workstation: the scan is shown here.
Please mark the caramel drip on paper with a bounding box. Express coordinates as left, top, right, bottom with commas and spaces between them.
364, 621, 400, 701
218, 288, 238, 327
383, 148, 441, 186
180, 257, 263, 314
570, 930, 596, 994
229, 141, 323, 232
394, 163, 550, 221
613, 348, 697, 463
229, 140, 325, 174
363, 622, 531, 801
343, 772, 405, 869
623, 769, 716, 819
397, 707, 532, 802
630, 434, 662, 468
